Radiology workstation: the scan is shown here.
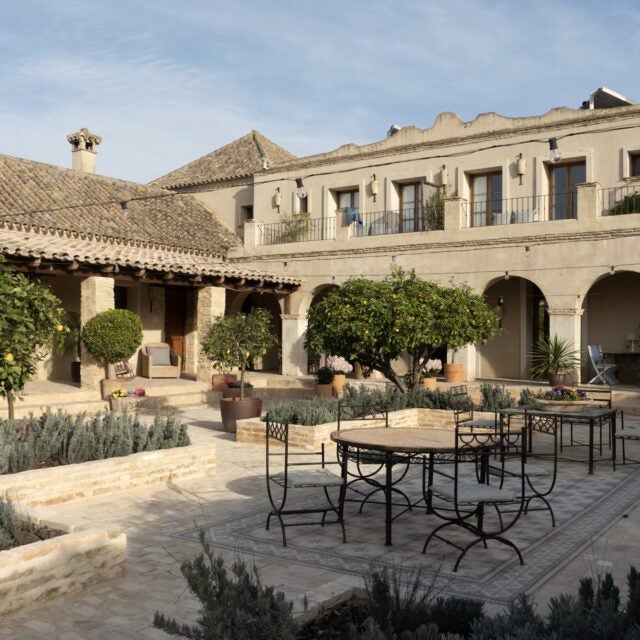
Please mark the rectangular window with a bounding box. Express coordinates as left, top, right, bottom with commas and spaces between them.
470, 172, 502, 227
299, 196, 308, 214
631, 153, 640, 177
399, 182, 422, 232
335, 189, 359, 213
549, 162, 586, 220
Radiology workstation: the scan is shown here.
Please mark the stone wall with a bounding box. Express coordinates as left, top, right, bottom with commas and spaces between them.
0, 443, 217, 507
0, 528, 126, 616
236, 407, 465, 450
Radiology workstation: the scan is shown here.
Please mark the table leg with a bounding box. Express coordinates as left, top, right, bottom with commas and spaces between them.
589, 418, 594, 474
611, 412, 617, 470
385, 451, 393, 546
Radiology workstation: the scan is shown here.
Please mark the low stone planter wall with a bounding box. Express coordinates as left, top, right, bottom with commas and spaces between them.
236, 407, 474, 450
0, 527, 126, 616
0, 443, 217, 507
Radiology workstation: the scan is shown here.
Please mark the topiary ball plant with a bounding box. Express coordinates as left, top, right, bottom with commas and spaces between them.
81, 309, 143, 377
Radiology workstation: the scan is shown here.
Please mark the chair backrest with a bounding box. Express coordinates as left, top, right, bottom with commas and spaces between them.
337, 401, 389, 430
265, 415, 290, 481
588, 344, 604, 368
450, 385, 473, 410
576, 386, 612, 408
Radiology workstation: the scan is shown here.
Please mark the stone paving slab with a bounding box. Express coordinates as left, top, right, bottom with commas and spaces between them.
0, 404, 638, 638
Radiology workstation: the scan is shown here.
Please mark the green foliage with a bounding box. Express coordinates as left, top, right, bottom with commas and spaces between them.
469, 568, 640, 640
277, 211, 312, 242
153, 529, 298, 639
479, 384, 516, 410
81, 309, 143, 368
609, 192, 640, 215
306, 267, 498, 391
0, 410, 190, 474
518, 388, 534, 406
316, 366, 334, 384
530, 334, 580, 380
202, 308, 277, 398
0, 263, 66, 418
265, 397, 338, 426
0, 494, 28, 549
423, 189, 445, 231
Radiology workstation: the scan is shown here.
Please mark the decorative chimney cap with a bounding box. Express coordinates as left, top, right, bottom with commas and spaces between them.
67, 128, 102, 153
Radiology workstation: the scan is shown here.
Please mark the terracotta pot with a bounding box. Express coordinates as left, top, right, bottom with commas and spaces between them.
423, 376, 437, 391
100, 378, 122, 400
314, 383, 334, 398
220, 397, 263, 434
212, 373, 237, 392
222, 386, 253, 399
444, 363, 464, 383
332, 373, 347, 395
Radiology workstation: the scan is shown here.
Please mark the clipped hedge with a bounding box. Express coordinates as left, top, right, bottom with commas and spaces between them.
0, 410, 190, 474
265, 384, 474, 427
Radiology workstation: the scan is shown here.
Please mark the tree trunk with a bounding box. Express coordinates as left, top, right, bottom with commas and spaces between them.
7, 395, 14, 420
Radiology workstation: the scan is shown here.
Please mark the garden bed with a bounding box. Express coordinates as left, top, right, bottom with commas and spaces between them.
236, 407, 474, 450
0, 442, 217, 507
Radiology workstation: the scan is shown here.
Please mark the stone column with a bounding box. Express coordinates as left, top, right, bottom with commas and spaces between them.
448, 344, 477, 382
444, 197, 465, 231
548, 307, 584, 384
576, 182, 601, 221
80, 276, 114, 391
195, 286, 226, 383
281, 314, 308, 376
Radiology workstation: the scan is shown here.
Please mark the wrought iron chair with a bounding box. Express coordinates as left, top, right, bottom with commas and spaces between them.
492, 411, 559, 526
423, 426, 526, 572
613, 411, 640, 468
265, 415, 346, 547
588, 345, 618, 385
336, 402, 412, 513
451, 384, 499, 432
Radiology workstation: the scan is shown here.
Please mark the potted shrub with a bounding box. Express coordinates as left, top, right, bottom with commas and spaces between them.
530, 334, 580, 386
81, 309, 143, 399
421, 358, 442, 391
326, 355, 353, 395
202, 308, 277, 433
314, 366, 334, 398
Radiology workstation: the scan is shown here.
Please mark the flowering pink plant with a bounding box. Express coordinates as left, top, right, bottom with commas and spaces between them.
422, 358, 442, 378
326, 355, 353, 375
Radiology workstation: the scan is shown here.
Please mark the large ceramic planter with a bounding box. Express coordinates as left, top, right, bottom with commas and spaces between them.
220, 397, 262, 434
222, 387, 253, 399
332, 373, 347, 395
314, 383, 333, 398
212, 373, 237, 392
423, 377, 437, 391
529, 398, 600, 413
100, 378, 121, 400
444, 363, 464, 383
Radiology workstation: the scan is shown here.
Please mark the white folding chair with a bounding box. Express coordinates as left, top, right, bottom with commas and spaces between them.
588, 345, 618, 385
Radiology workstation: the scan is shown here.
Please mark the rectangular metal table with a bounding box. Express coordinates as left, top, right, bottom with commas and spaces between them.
500, 406, 617, 473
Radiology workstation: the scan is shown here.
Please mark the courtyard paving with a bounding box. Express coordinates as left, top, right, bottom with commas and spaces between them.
0, 403, 639, 639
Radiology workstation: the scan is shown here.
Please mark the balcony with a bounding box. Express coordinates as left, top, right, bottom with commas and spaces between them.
599, 185, 640, 216
258, 216, 336, 246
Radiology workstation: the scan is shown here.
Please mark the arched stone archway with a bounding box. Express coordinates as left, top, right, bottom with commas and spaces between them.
581, 270, 640, 384
477, 276, 548, 380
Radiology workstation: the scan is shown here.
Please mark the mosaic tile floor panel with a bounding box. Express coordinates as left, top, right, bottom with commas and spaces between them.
175, 461, 640, 606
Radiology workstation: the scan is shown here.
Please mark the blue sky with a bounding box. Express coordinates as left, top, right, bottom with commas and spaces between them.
1, 0, 639, 183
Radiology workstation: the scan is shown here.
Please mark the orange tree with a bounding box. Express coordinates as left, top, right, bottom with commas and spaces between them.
0, 264, 66, 419
306, 268, 499, 391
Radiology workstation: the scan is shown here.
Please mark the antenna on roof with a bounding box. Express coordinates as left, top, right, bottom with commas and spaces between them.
387, 124, 402, 137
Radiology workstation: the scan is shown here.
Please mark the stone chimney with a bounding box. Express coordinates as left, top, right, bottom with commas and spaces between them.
67, 128, 102, 173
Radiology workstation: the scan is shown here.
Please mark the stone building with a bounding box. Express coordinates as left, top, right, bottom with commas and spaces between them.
153, 88, 640, 384
0, 128, 300, 389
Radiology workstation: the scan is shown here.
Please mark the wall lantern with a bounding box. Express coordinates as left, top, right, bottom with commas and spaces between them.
440, 165, 449, 189
274, 187, 282, 212
497, 296, 505, 328
516, 153, 526, 185
371, 174, 379, 203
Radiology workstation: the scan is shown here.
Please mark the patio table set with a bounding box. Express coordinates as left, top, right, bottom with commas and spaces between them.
264, 399, 629, 572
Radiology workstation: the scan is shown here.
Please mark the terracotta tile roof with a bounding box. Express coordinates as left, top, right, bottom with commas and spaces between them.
0, 222, 300, 286
0, 154, 241, 256
151, 130, 297, 189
